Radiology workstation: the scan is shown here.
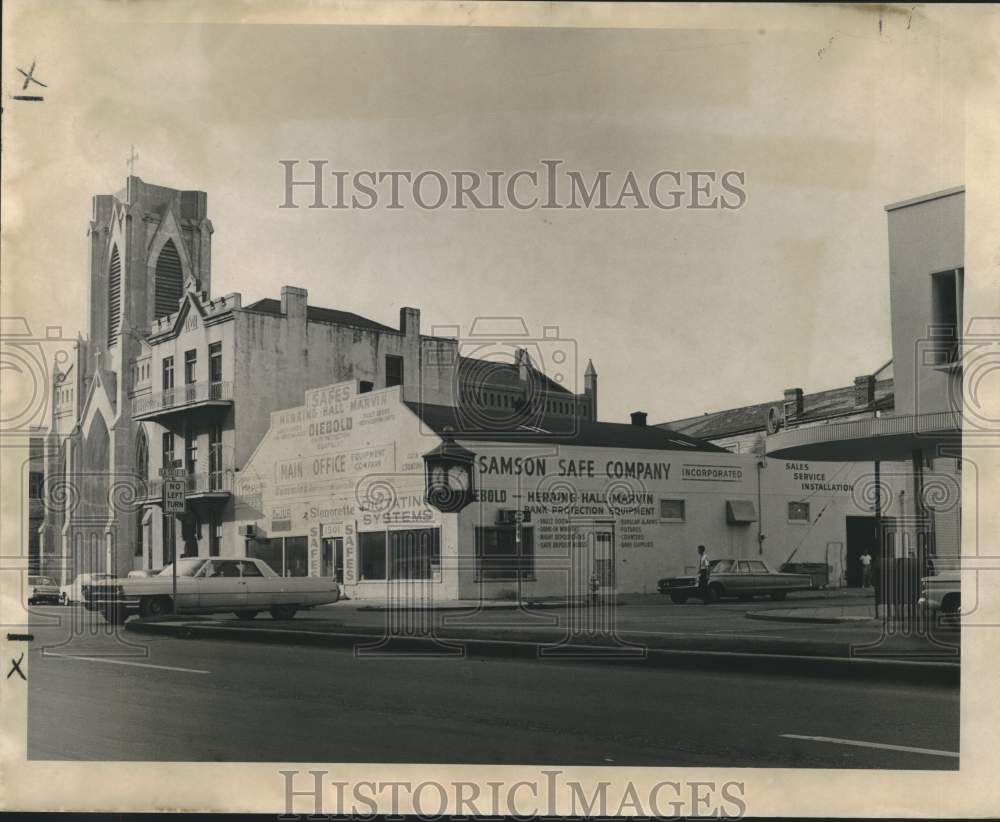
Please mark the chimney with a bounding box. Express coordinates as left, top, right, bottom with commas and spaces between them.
854, 375, 876, 410
630, 411, 648, 427
280, 286, 308, 323
400, 307, 420, 337
783, 388, 804, 420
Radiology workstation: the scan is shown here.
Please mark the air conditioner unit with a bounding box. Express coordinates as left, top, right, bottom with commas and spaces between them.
238, 524, 256, 538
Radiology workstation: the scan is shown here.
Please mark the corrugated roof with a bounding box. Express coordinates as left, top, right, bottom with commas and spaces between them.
406, 401, 727, 452
243, 298, 396, 333
660, 379, 895, 441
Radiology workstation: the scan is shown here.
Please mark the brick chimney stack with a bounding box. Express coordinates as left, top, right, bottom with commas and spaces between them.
854, 375, 876, 410
783, 387, 804, 421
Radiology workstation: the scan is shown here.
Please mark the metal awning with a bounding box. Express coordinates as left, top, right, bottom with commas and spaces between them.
765, 410, 961, 461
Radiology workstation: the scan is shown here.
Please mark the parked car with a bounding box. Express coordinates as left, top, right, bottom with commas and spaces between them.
28, 575, 64, 606
918, 570, 960, 616
61, 572, 116, 605
657, 558, 813, 603
83, 557, 341, 623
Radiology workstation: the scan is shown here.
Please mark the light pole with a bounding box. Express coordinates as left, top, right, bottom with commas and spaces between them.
756, 458, 765, 554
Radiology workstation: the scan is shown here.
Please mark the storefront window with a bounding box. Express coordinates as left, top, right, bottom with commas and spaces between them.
475, 526, 534, 581
247, 537, 281, 575
359, 531, 387, 580
285, 536, 308, 577
356, 529, 441, 581
389, 529, 440, 580
247, 536, 308, 576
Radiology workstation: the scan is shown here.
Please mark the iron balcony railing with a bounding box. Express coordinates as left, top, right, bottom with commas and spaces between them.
132, 381, 233, 418
143, 471, 233, 500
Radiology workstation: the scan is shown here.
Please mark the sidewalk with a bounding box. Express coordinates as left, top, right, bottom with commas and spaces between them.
347, 586, 874, 612
125, 587, 960, 681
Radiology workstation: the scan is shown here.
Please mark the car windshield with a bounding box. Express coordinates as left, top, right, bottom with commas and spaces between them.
29, 576, 54, 585
711, 560, 735, 573
157, 558, 209, 577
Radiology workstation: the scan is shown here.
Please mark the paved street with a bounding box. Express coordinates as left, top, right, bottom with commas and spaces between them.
26, 605, 958, 768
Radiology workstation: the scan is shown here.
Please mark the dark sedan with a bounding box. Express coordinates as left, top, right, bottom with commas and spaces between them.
28, 575, 65, 606
658, 558, 812, 603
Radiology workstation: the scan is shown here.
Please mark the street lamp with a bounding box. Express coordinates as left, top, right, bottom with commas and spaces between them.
423, 427, 476, 513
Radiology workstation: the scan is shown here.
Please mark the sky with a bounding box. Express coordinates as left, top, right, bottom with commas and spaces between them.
2, 2, 972, 426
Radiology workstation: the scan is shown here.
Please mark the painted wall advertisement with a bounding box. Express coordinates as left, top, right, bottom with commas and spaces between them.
237, 383, 441, 581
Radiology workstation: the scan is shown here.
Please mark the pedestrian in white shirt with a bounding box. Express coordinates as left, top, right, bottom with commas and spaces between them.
697, 545, 711, 601
860, 550, 873, 588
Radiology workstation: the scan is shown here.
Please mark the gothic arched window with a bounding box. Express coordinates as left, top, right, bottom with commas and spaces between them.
107, 246, 121, 346
154, 239, 184, 319
135, 426, 149, 482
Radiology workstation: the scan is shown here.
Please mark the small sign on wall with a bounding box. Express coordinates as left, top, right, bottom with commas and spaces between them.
163, 480, 186, 514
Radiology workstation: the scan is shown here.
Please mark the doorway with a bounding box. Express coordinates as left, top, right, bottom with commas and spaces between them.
321, 536, 344, 583
846, 515, 896, 587
845, 516, 874, 587
570, 521, 616, 597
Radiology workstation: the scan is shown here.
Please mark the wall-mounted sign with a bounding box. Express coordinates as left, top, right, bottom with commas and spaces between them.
681, 464, 743, 482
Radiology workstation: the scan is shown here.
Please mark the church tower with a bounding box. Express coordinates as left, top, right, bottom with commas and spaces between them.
40, 175, 214, 581
88, 176, 213, 378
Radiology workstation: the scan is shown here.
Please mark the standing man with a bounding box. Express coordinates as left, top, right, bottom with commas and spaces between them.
697, 545, 711, 602
860, 549, 873, 588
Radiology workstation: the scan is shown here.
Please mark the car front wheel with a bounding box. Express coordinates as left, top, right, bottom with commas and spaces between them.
102, 604, 127, 625
669, 592, 689, 604
941, 593, 960, 615
270, 605, 298, 620
140, 595, 173, 618
234, 610, 259, 620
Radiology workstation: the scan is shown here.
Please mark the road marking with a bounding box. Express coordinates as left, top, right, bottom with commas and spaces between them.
780, 734, 958, 759
44, 653, 210, 675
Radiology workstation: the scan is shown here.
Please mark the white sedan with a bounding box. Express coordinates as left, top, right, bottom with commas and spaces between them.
83, 557, 341, 623
62, 572, 116, 605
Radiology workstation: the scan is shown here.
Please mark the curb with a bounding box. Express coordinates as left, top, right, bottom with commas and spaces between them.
354, 601, 604, 612
745, 610, 875, 625
125, 620, 959, 685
